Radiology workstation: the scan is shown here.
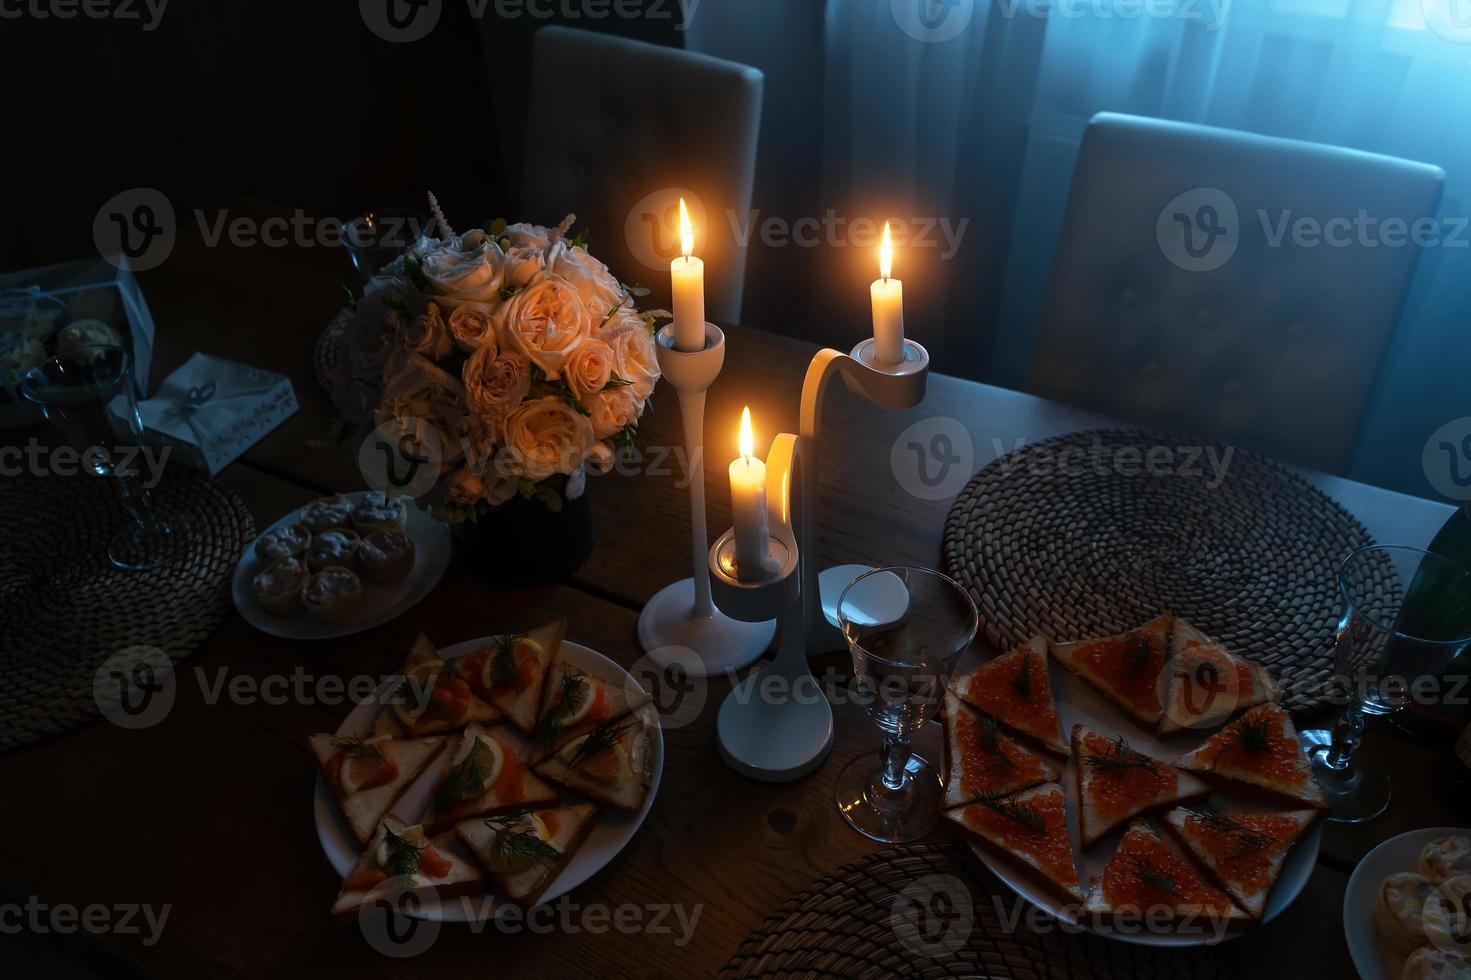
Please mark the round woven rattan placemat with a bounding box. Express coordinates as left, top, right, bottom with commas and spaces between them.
943, 428, 1383, 713
722, 842, 1227, 979
0, 467, 253, 749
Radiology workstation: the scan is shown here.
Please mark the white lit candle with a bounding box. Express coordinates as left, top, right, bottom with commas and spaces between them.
870, 221, 905, 365
728, 406, 771, 579
671, 198, 706, 353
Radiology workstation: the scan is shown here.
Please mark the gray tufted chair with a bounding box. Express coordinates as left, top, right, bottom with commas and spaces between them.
520, 26, 763, 323
1028, 112, 1444, 474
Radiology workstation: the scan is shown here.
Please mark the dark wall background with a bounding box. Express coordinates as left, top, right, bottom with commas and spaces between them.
0, 1, 682, 268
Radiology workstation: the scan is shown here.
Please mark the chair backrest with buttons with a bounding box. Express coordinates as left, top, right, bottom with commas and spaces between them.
520, 26, 763, 323
1028, 112, 1443, 474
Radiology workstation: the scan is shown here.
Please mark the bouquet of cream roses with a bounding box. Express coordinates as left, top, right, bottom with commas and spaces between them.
329, 202, 667, 522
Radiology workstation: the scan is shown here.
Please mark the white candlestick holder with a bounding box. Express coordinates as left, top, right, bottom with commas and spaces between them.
710, 338, 929, 781
637, 323, 777, 678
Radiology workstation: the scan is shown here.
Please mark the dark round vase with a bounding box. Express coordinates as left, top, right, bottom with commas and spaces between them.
452, 489, 596, 587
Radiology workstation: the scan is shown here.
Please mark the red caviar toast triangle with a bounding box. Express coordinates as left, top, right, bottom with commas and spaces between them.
941, 691, 1063, 809
944, 782, 1084, 903
1084, 819, 1247, 923
951, 635, 1069, 756
1158, 618, 1278, 735
1073, 724, 1209, 846
1049, 615, 1173, 729
1162, 807, 1318, 918
1175, 703, 1326, 808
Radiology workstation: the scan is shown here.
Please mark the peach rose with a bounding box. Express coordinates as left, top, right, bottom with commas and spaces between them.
501, 397, 596, 481
563, 337, 616, 402
447, 303, 498, 353
502, 245, 546, 289
497, 273, 592, 380
585, 385, 642, 441
403, 302, 454, 360
548, 240, 624, 320
421, 240, 503, 307
605, 320, 660, 401
375, 350, 468, 467
463, 346, 532, 436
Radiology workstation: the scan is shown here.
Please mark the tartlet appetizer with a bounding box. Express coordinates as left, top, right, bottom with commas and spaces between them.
360, 529, 416, 584
307, 528, 361, 572
299, 493, 355, 534
252, 557, 309, 615
1376, 871, 1436, 954
351, 492, 408, 534
1402, 948, 1471, 980
302, 566, 364, 622
1420, 834, 1471, 885
254, 522, 311, 565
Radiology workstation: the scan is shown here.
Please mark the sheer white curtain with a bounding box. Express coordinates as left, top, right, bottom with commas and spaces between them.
690, 0, 1471, 497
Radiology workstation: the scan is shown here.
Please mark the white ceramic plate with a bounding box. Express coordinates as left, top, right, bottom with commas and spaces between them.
1344, 825, 1470, 980
232, 491, 450, 640
313, 639, 663, 921
966, 660, 1322, 947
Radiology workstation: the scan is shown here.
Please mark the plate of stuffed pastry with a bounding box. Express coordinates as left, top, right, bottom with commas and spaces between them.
309, 623, 661, 920
1345, 827, 1471, 980
231, 490, 451, 639
941, 614, 1325, 947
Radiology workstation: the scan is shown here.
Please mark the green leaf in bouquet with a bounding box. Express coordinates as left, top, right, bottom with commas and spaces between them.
602, 376, 633, 391
563, 392, 592, 416
339, 284, 358, 311
619, 422, 639, 450
626, 285, 651, 298
600, 292, 631, 331
570, 227, 590, 249
483, 217, 507, 237
535, 485, 565, 513
500, 284, 522, 301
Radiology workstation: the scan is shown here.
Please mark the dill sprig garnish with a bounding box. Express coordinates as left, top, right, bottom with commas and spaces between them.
1129, 855, 1180, 896
489, 826, 563, 866
565, 717, 634, 773
331, 736, 385, 761
1083, 735, 1158, 774
434, 737, 495, 811
976, 714, 1015, 770
974, 791, 1047, 834
1235, 713, 1271, 752
535, 670, 588, 749
380, 826, 425, 879
1183, 808, 1271, 856
1010, 654, 1032, 699
490, 634, 519, 688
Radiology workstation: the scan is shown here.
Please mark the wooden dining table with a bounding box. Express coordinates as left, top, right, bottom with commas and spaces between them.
2, 213, 1460, 978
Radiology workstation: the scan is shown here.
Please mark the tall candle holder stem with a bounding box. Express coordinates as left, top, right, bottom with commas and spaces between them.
710, 338, 929, 781
637, 324, 776, 678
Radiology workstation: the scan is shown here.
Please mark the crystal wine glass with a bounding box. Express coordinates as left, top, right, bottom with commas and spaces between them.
1305, 545, 1471, 822
835, 566, 979, 843
20, 343, 176, 570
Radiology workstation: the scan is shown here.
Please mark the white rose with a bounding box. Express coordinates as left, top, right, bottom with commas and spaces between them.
504, 222, 552, 251
420, 241, 504, 307
497, 273, 592, 380
585, 386, 642, 441
402, 302, 454, 360
462, 346, 533, 438
548, 240, 624, 320
447, 303, 498, 353
502, 397, 595, 481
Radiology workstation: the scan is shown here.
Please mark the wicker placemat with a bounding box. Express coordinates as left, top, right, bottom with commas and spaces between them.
722, 842, 1226, 979
313, 309, 350, 400
0, 466, 253, 749
943, 428, 1381, 713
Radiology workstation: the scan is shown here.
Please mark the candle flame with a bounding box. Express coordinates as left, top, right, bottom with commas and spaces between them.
679, 198, 694, 259
879, 221, 893, 281
739, 406, 754, 461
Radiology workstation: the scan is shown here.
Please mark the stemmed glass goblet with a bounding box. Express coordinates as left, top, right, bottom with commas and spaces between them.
20, 343, 176, 570
1305, 545, 1471, 822
835, 566, 979, 843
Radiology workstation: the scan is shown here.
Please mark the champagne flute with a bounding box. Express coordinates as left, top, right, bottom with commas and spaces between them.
834, 566, 978, 843
1305, 545, 1471, 822
20, 343, 176, 570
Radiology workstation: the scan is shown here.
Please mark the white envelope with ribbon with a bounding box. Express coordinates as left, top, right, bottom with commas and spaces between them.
138, 353, 298, 474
